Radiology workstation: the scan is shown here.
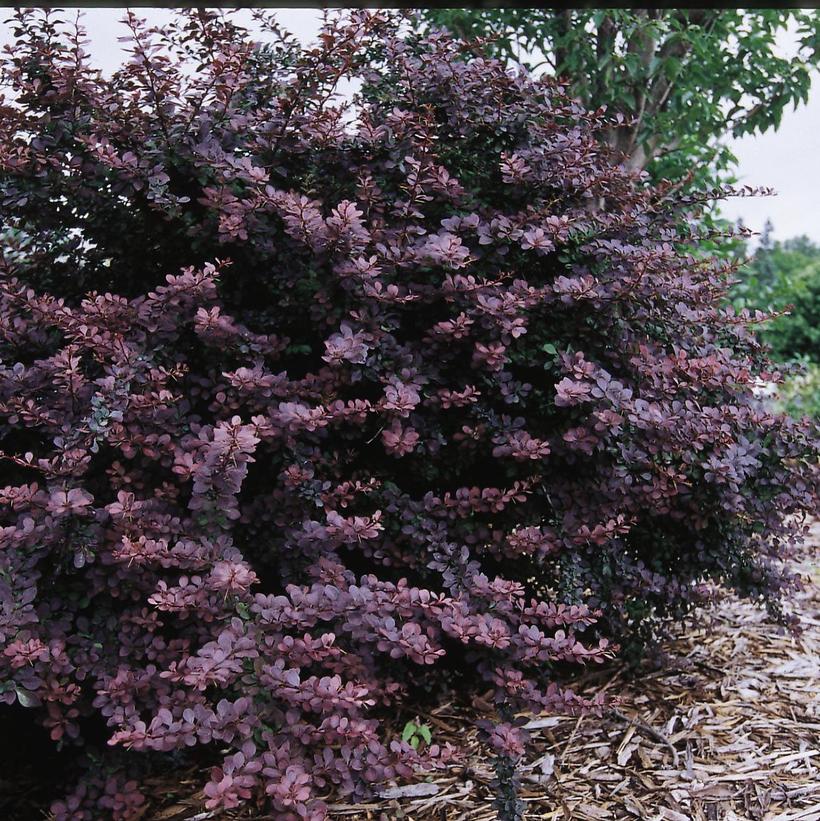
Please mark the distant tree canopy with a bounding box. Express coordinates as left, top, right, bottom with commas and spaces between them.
732, 228, 820, 364
422, 10, 820, 189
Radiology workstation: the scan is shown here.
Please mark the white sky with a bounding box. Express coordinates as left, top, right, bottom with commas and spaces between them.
2, 8, 818, 246
717, 91, 820, 245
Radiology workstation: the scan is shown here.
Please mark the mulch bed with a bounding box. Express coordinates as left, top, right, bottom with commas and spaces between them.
4, 524, 818, 821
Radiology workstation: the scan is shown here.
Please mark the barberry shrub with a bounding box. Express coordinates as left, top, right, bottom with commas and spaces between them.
0, 9, 817, 819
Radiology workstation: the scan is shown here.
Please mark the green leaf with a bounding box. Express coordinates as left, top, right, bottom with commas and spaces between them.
402, 721, 418, 742
663, 56, 681, 81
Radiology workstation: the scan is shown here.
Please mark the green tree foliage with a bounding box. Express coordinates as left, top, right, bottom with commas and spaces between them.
421, 10, 820, 189
732, 232, 820, 363
778, 363, 820, 419
731, 230, 820, 419
771, 270, 820, 363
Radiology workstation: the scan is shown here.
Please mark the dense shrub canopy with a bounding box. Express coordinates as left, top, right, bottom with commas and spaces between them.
0, 9, 817, 819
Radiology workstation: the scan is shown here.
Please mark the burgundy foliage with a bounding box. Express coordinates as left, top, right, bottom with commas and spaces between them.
0, 9, 817, 818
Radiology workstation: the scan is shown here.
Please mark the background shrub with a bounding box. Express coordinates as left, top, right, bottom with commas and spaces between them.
777, 362, 820, 419
731, 230, 820, 418
0, 10, 817, 818
731, 230, 820, 364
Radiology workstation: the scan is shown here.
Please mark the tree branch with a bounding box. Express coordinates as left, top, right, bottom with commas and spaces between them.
553, 10, 573, 81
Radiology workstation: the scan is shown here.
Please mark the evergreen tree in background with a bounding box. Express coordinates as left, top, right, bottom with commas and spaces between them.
756, 219, 777, 291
